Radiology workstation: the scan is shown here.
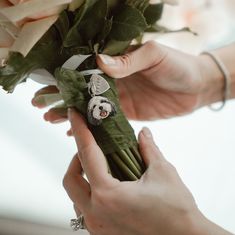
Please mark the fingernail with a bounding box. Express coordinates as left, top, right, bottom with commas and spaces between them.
32, 96, 45, 107
68, 108, 73, 121
98, 54, 116, 65
141, 127, 153, 139
44, 113, 49, 121
51, 118, 67, 124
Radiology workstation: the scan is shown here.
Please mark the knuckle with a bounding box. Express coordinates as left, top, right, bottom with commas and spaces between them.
121, 54, 132, 68
144, 40, 158, 51
62, 173, 71, 190
116, 54, 133, 77
141, 40, 167, 69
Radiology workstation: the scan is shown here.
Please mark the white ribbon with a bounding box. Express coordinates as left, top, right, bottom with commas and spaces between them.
29, 54, 103, 86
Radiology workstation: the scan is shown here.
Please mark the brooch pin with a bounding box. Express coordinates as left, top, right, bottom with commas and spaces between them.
88, 74, 110, 97
87, 74, 117, 126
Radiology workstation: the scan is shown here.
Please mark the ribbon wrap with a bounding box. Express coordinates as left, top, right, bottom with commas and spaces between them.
54, 61, 138, 155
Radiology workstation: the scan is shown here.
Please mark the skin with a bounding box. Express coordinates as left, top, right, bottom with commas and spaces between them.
32, 42, 235, 123
32, 42, 235, 234
64, 109, 233, 235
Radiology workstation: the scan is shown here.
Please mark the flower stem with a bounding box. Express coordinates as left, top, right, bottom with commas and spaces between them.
118, 150, 142, 178
124, 148, 143, 173
110, 153, 138, 181
131, 146, 146, 170
107, 155, 125, 181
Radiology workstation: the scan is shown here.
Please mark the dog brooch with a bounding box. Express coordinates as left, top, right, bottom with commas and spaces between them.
87, 74, 117, 126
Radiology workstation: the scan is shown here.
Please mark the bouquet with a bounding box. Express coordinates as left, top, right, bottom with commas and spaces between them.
0, 0, 187, 181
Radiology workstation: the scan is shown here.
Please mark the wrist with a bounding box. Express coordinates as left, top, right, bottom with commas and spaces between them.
179, 209, 209, 235
184, 209, 233, 235
197, 54, 224, 107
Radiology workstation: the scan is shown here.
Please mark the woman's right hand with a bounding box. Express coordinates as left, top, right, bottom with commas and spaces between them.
32, 41, 223, 122
62, 109, 233, 235
96, 41, 223, 120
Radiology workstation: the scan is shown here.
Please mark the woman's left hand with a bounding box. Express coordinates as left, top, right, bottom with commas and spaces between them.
63, 108, 204, 235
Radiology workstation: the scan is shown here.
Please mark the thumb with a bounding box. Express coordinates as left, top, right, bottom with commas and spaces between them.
97, 41, 166, 78
138, 127, 166, 166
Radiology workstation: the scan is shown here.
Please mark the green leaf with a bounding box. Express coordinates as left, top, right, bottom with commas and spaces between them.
109, 5, 148, 41
0, 28, 67, 93
126, 0, 149, 13
55, 11, 70, 41
78, 0, 108, 43
107, 0, 120, 9
103, 39, 131, 55
96, 18, 113, 48
0, 53, 28, 92
66, 45, 92, 55
144, 3, 164, 25
63, 0, 102, 47
63, 0, 94, 47
55, 67, 88, 112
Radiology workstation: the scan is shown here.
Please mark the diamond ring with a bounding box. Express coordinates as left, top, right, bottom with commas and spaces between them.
70, 215, 86, 231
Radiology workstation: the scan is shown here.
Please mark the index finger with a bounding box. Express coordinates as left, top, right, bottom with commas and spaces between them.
68, 108, 114, 187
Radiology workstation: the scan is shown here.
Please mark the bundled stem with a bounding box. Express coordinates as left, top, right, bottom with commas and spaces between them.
54, 63, 146, 181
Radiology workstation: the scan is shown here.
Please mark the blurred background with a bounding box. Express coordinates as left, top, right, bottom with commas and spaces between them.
0, 0, 235, 234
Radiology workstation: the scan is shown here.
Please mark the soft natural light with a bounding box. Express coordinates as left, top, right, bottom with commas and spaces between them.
0, 0, 235, 234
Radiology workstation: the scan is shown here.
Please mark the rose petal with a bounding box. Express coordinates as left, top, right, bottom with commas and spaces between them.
0, 48, 9, 60
28, 6, 67, 20
0, 0, 72, 23
10, 15, 58, 57
0, 9, 20, 39
0, 28, 14, 47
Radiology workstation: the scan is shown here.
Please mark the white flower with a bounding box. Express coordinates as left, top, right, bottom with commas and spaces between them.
0, 0, 83, 62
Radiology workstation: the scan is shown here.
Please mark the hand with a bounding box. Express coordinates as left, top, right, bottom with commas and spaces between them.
63, 108, 207, 235
32, 41, 221, 123
97, 41, 207, 120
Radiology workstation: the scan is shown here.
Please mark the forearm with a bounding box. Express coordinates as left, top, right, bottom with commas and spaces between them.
199, 43, 235, 107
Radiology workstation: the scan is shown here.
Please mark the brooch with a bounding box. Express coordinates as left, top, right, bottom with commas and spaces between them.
87, 74, 117, 126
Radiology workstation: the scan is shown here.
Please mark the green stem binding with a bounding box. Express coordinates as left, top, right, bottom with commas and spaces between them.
55, 65, 146, 181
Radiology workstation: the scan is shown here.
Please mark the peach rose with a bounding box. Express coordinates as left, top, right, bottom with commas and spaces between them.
7, 0, 71, 22
0, 0, 83, 63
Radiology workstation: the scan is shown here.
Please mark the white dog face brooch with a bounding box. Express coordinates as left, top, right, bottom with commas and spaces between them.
88, 96, 117, 126
87, 74, 117, 126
